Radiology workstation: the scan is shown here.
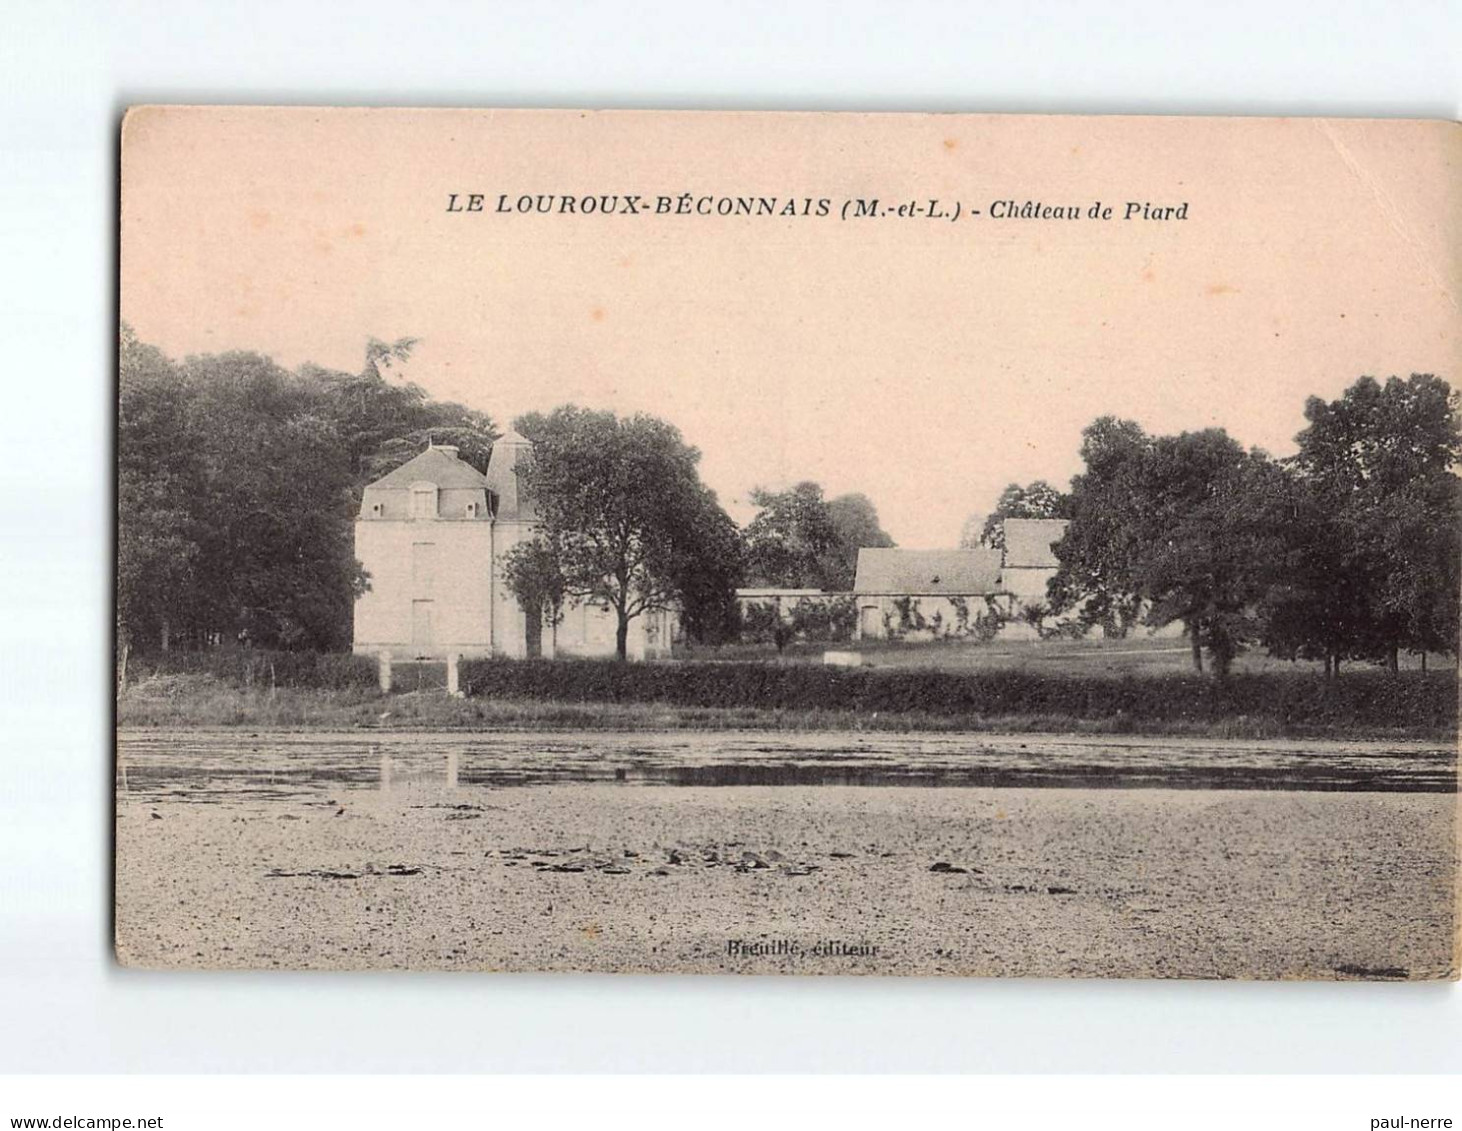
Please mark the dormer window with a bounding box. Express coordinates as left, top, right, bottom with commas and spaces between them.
409, 482, 438, 519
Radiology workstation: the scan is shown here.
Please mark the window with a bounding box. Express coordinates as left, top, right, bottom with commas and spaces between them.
410, 482, 437, 519
370, 502, 383, 518
465, 501, 478, 518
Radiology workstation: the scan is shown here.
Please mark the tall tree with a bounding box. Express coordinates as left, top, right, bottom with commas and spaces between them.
1050, 417, 1289, 674
498, 535, 569, 632
118, 324, 200, 652
117, 330, 493, 654
742, 482, 893, 589
1269, 374, 1462, 672
181, 351, 368, 650
741, 481, 841, 589
1046, 418, 1150, 637
305, 338, 498, 488
1135, 433, 1290, 674
504, 406, 735, 660
824, 493, 895, 589
670, 486, 746, 644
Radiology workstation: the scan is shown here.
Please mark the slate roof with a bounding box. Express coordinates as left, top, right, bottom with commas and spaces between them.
853, 548, 1004, 595
366, 446, 488, 490
1001, 518, 1068, 569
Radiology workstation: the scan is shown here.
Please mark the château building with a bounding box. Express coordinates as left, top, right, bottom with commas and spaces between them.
352, 434, 675, 661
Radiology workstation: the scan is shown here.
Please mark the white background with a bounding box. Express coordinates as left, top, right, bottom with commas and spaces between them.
2, 0, 1459, 1075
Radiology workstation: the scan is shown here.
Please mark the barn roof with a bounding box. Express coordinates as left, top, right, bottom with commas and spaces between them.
366, 446, 488, 490
1001, 518, 1068, 569
853, 548, 1003, 595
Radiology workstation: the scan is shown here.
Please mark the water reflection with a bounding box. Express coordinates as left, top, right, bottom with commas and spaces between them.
376, 746, 461, 794
114, 730, 1457, 801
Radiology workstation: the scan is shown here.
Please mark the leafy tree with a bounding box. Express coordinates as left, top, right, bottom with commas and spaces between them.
362, 335, 419, 380
1046, 418, 1150, 637
499, 535, 569, 631
181, 352, 368, 650
1377, 476, 1462, 664
1050, 418, 1289, 674
116, 329, 491, 655
1136, 433, 1290, 674
299, 339, 423, 479
742, 481, 840, 589
117, 470, 199, 653
118, 324, 200, 653
824, 493, 895, 588
1253, 480, 1363, 674
670, 486, 746, 643
305, 337, 498, 488
507, 406, 736, 660
743, 482, 894, 589
1267, 375, 1461, 672
963, 480, 1071, 550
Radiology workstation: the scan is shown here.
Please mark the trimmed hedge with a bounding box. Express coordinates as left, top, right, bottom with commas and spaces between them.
459, 657, 1457, 732
132, 648, 379, 690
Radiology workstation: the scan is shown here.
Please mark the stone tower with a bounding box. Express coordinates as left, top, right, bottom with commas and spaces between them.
483, 429, 543, 657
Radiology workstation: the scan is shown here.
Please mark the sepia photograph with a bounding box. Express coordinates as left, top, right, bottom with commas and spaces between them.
114, 107, 1459, 979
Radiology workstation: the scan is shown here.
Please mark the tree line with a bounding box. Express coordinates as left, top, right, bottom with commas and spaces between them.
983, 374, 1459, 675
118, 327, 497, 653
119, 329, 887, 661
499, 407, 896, 658
119, 324, 1457, 674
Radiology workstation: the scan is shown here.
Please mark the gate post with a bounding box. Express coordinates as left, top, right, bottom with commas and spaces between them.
446, 651, 462, 697
378, 650, 392, 693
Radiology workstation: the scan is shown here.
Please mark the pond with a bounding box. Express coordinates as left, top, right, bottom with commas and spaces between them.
115, 729, 1457, 800
113, 729, 1459, 977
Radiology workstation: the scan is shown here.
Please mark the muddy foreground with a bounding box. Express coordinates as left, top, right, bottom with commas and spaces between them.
114, 730, 1457, 978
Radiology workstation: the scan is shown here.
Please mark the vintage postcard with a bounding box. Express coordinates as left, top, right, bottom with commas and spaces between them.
116, 107, 1459, 977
